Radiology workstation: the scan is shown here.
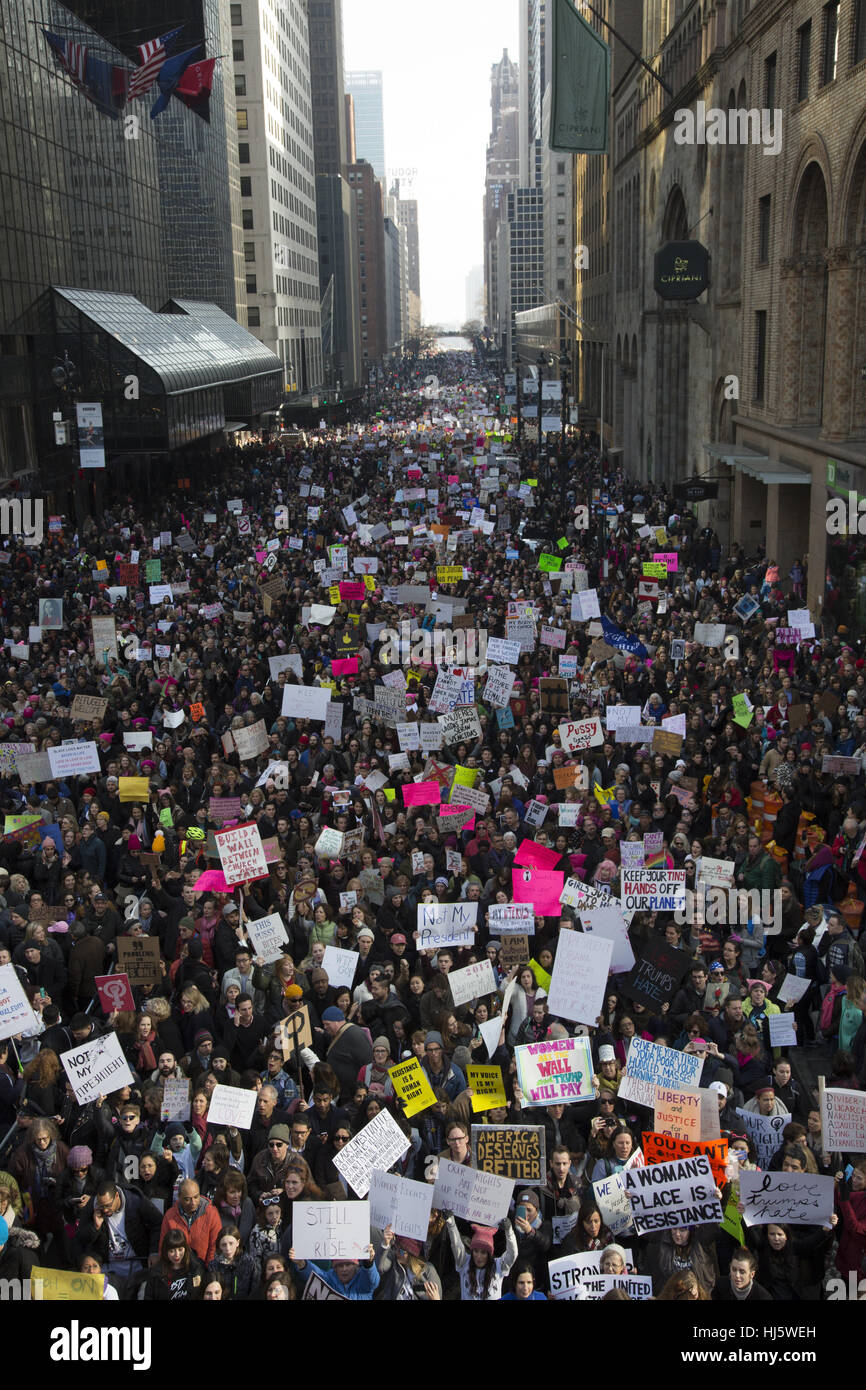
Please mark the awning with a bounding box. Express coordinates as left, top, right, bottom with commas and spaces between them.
703, 443, 811, 485
223, 422, 248, 433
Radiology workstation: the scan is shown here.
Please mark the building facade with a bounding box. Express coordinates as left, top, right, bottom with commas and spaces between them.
348, 160, 387, 366
345, 69, 385, 178
484, 48, 520, 336
232, 0, 323, 392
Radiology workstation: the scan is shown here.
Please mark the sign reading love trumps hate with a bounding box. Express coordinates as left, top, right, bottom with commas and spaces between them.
514, 1036, 595, 1106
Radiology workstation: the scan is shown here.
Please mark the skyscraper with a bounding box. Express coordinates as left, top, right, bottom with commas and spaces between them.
345, 71, 385, 180
392, 182, 421, 341
231, 0, 323, 392
484, 48, 520, 338
307, 0, 361, 390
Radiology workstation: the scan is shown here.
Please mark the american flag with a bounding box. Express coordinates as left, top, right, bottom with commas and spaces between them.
63, 40, 87, 85
128, 27, 183, 100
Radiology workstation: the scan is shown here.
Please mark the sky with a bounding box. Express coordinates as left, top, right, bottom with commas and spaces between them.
342, 0, 519, 329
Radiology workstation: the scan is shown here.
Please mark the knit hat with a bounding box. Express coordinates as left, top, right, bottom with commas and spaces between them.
322, 1006, 345, 1023
194, 1029, 213, 1044
516, 1189, 540, 1210
470, 1225, 496, 1255
598, 1045, 616, 1063
284, 983, 303, 1000
372, 1036, 390, 1052
424, 1030, 443, 1047
268, 1125, 291, 1143
67, 1146, 93, 1169
164, 1122, 187, 1140
178, 916, 196, 931
397, 1236, 422, 1256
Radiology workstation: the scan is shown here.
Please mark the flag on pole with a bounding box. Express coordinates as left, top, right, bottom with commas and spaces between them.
173, 56, 217, 122
150, 45, 203, 119
43, 32, 88, 88
549, 0, 610, 153
128, 27, 185, 101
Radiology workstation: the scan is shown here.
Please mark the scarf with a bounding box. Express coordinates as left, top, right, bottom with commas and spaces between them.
135, 1035, 158, 1073
33, 1141, 57, 1194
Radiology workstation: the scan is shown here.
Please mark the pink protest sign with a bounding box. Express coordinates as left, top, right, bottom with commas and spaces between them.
438, 803, 475, 833
652, 552, 678, 572
338, 582, 365, 601
332, 657, 359, 677
95, 973, 135, 1013
513, 839, 562, 871
512, 866, 565, 915
402, 781, 442, 807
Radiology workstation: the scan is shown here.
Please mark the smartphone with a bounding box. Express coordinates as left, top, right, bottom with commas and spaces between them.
515, 1205, 527, 1223
844, 1164, 854, 1181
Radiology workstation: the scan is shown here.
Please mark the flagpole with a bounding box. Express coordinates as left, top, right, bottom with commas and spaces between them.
575, 0, 674, 97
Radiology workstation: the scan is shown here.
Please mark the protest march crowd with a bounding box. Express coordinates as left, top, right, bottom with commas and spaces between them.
1, 349, 866, 1307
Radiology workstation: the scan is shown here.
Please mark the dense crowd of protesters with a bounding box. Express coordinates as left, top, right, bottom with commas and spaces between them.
0, 351, 864, 1303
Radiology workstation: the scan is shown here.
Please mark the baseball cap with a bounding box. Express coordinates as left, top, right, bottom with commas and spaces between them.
391, 933, 407, 945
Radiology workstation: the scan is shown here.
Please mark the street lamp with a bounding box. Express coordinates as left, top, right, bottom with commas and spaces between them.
559, 348, 570, 438
515, 354, 522, 443
537, 350, 546, 457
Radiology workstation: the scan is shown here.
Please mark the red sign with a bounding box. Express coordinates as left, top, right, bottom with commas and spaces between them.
95, 973, 136, 1014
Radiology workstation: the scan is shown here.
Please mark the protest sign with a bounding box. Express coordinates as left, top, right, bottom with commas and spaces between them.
592, 1171, 633, 1237
91, 615, 118, 663
440, 706, 482, 745
206, 1085, 257, 1129
70, 695, 109, 723
483, 666, 516, 708
735, 1109, 790, 1166
819, 1083, 866, 1153
321, 945, 359, 990
545, 928, 613, 1025
281, 685, 331, 721
740, 1171, 834, 1227
652, 728, 683, 757
619, 1037, 703, 1109
245, 912, 289, 965
368, 1171, 434, 1242
61, 1032, 135, 1106
486, 637, 521, 664
388, 1057, 437, 1118
488, 903, 535, 935
432, 1158, 513, 1225
499, 935, 531, 970
558, 717, 603, 752
512, 866, 565, 916
0, 962, 39, 1040
293, 1202, 370, 1261
233, 720, 270, 761
116, 936, 161, 986
334, 1107, 411, 1196
302, 1270, 349, 1301
161, 1077, 191, 1122
653, 1087, 702, 1142
621, 869, 686, 912
416, 900, 477, 949
693, 623, 725, 648
620, 937, 691, 1011
47, 742, 101, 777
622, 1154, 723, 1233
465, 1065, 507, 1113
641, 1134, 729, 1187
30, 1268, 102, 1301
768, 1012, 798, 1048
775, 973, 812, 1006
278, 1005, 312, 1062
214, 822, 269, 888
93, 973, 135, 1015
549, 1256, 652, 1300
448, 959, 496, 1008
472, 1124, 545, 1180
209, 797, 244, 827
515, 1036, 595, 1106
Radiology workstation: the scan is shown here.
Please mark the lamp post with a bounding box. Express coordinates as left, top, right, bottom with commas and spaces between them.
515, 354, 522, 443
537, 350, 545, 458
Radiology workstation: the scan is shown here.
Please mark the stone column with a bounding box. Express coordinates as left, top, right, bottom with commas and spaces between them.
777, 257, 805, 428
821, 245, 858, 442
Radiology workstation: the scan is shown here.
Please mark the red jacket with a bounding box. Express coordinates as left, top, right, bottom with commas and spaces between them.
159, 1198, 222, 1263
836, 1189, 866, 1279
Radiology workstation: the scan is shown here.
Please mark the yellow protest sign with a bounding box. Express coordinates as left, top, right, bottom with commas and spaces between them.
384, 787, 396, 801
328, 585, 341, 604
655, 528, 668, 546
593, 784, 617, 808
118, 777, 150, 802
364, 574, 376, 591
527, 958, 552, 993
31, 1266, 102, 1300
642, 562, 667, 579
437, 566, 464, 585
95, 560, 108, 572
467, 1065, 507, 1113
389, 1056, 437, 1117
450, 764, 477, 803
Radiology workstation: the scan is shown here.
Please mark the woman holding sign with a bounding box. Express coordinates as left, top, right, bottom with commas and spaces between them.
444, 1215, 518, 1302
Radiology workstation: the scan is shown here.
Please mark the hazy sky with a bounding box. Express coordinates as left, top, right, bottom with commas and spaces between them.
343, 0, 519, 329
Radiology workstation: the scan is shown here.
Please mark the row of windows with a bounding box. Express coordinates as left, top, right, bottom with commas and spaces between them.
763, 0, 866, 111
